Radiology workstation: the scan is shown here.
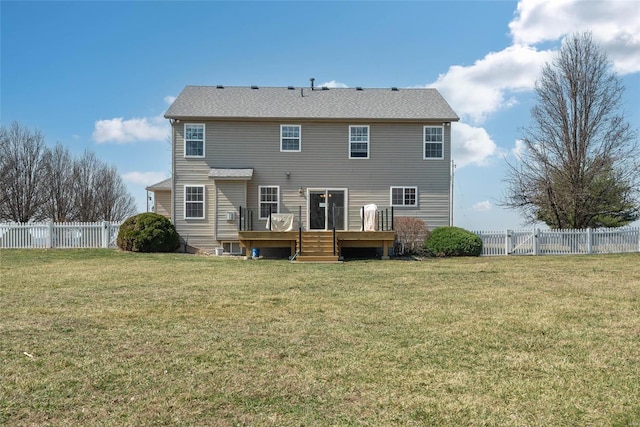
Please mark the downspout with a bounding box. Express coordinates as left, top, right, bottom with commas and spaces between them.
170, 119, 176, 225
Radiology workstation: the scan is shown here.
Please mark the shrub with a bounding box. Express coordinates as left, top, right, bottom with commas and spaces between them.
117, 213, 180, 253
425, 226, 482, 257
394, 217, 430, 255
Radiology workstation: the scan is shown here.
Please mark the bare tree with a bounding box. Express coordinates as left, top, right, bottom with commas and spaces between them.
41, 143, 76, 221
504, 32, 639, 229
0, 122, 48, 222
72, 150, 138, 222
94, 165, 137, 221
72, 150, 101, 221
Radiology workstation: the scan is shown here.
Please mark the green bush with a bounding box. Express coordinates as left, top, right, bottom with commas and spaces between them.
117, 213, 180, 253
425, 226, 482, 257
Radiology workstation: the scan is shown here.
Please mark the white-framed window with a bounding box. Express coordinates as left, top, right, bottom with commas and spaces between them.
280, 125, 301, 152
184, 185, 205, 219
259, 186, 279, 219
424, 126, 444, 159
184, 124, 205, 158
349, 125, 370, 159
222, 241, 243, 255
390, 186, 418, 207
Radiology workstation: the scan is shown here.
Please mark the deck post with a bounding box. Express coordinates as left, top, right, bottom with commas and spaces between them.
391, 207, 394, 230
361, 206, 365, 231
298, 205, 302, 253
268, 205, 272, 231
239, 206, 243, 231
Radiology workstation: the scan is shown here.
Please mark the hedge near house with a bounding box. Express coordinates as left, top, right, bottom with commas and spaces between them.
394, 217, 430, 255
425, 226, 482, 257
117, 212, 180, 253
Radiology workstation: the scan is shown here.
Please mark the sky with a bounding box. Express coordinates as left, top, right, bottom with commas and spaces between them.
1, 0, 639, 230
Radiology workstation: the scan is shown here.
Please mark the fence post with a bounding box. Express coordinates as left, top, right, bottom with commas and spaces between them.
586, 228, 592, 254
505, 229, 511, 255
533, 228, 539, 256
101, 221, 109, 248
47, 222, 54, 248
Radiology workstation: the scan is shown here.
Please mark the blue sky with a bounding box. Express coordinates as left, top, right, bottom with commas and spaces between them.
2, 0, 639, 230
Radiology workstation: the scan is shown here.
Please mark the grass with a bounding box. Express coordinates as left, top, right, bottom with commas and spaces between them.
1, 249, 639, 426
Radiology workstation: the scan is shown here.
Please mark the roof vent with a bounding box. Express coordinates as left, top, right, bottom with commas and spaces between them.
287, 86, 295, 90
391, 87, 399, 91
321, 86, 329, 91
216, 85, 224, 89
356, 87, 363, 91
251, 85, 259, 89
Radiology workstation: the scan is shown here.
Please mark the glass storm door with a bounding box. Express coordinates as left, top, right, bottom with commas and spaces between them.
309, 190, 345, 230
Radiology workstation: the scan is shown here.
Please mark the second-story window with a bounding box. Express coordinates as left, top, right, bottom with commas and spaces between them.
185, 124, 205, 158
280, 125, 301, 152
349, 125, 370, 159
424, 126, 444, 159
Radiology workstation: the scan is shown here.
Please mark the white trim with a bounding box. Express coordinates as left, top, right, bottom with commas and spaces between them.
280, 124, 301, 152
184, 123, 205, 158
306, 187, 349, 230
184, 185, 205, 219
258, 185, 280, 219
390, 186, 418, 207
423, 125, 444, 160
349, 125, 370, 159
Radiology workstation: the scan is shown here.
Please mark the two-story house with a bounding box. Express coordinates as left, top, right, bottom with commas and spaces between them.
151, 83, 459, 259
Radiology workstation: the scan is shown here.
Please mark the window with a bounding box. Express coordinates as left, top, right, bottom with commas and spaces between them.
259, 186, 279, 219
222, 241, 243, 254
349, 125, 369, 159
391, 186, 418, 207
184, 124, 205, 157
280, 125, 301, 152
184, 185, 205, 219
424, 126, 443, 159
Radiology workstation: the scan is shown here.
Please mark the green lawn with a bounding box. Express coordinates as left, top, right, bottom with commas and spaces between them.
1, 250, 639, 426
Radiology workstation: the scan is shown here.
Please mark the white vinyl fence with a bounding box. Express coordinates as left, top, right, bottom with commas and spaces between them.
0, 222, 121, 249
474, 227, 640, 256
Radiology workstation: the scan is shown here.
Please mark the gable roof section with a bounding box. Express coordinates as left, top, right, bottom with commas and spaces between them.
165, 86, 459, 122
145, 177, 171, 191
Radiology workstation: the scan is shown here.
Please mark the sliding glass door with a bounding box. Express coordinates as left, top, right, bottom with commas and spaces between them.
308, 189, 346, 230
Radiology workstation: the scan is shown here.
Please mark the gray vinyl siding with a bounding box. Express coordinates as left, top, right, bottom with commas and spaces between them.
153, 190, 172, 219
216, 181, 246, 239
172, 120, 451, 249
173, 124, 216, 251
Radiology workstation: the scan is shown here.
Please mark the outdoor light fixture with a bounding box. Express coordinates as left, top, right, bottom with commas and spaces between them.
298, 187, 303, 195
285, 171, 291, 177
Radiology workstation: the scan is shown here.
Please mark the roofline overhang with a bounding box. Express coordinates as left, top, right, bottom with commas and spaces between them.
164, 115, 460, 123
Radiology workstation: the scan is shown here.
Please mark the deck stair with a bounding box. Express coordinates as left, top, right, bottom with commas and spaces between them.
295, 231, 340, 263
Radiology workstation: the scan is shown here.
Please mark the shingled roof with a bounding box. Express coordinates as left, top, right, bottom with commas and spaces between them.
165, 86, 459, 122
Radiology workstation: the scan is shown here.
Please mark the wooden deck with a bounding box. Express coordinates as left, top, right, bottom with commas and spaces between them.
238, 230, 396, 260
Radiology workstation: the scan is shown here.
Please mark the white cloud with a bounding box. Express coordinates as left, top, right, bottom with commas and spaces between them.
122, 171, 169, 186
164, 96, 176, 105
430, 44, 553, 124
93, 115, 169, 144
452, 122, 499, 168
472, 200, 492, 212
512, 139, 527, 160
510, 0, 640, 74
320, 80, 348, 88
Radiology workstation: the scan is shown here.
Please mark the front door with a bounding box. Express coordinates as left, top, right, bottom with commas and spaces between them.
309, 189, 346, 230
